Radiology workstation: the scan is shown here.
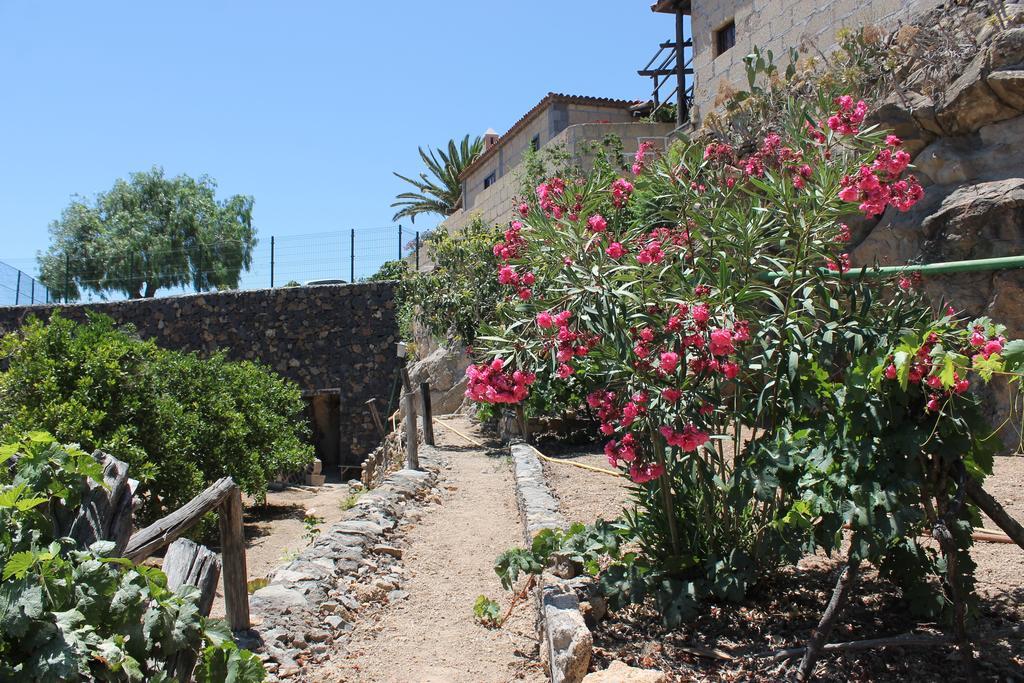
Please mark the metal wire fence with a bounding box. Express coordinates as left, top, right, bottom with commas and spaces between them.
0, 260, 52, 306
1, 225, 427, 305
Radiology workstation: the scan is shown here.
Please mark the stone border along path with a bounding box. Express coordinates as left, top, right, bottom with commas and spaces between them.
293, 416, 547, 682
247, 450, 443, 679
510, 442, 597, 683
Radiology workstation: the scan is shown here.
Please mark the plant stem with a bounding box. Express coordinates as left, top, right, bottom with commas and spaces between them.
650, 426, 681, 556
796, 554, 860, 681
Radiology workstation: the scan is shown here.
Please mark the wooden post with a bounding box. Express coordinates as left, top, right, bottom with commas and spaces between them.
218, 486, 250, 631
403, 392, 419, 470
420, 382, 434, 446
366, 397, 386, 439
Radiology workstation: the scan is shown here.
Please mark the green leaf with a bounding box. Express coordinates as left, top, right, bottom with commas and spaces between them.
3, 551, 38, 580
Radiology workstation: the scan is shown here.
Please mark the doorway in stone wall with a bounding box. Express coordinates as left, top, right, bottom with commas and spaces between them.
306, 390, 341, 480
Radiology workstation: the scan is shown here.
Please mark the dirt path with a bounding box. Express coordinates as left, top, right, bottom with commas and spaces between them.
310, 417, 546, 683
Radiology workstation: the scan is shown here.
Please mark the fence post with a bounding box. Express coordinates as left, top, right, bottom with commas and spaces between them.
30, 278, 35, 305
129, 254, 134, 297
420, 382, 434, 446
415, 231, 420, 271
398, 224, 403, 261
400, 368, 419, 470
270, 236, 275, 287
15, 271, 20, 305
350, 229, 355, 282
218, 486, 250, 632
64, 253, 70, 303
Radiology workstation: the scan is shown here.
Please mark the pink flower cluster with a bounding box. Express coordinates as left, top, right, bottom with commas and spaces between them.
838, 138, 923, 216
497, 264, 535, 300
493, 221, 527, 262
611, 178, 634, 208
731, 132, 814, 189
465, 358, 536, 404
537, 309, 598, 379
659, 424, 710, 452
881, 325, 1007, 412
826, 95, 868, 136
632, 140, 657, 175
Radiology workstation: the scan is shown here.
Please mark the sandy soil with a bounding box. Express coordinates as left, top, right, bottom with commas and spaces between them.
207, 480, 359, 618
972, 456, 1024, 610
541, 446, 632, 527
309, 417, 546, 683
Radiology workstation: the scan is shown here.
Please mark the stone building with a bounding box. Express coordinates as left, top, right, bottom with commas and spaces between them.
652, 0, 943, 119
439, 93, 676, 236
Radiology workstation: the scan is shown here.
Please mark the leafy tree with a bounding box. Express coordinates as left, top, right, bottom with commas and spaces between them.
391, 135, 483, 223
39, 167, 256, 301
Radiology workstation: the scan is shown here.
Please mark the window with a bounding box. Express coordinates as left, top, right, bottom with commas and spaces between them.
484, 171, 497, 189
715, 20, 736, 57
531, 134, 541, 151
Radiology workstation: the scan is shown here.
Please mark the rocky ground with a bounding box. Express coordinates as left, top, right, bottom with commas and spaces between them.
301, 417, 545, 683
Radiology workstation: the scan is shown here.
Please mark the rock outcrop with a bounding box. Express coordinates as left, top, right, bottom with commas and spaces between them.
852, 1, 1024, 450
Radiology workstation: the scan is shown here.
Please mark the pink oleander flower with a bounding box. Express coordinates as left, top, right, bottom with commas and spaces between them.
518, 202, 529, 216
827, 96, 868, 135
587, 214, 608, 232
661, 387, 682, 403
926, 396, 942, 413
836, 224, 851, 243
691, 303, 710, 325
498, 265, 518, 285
969, 331, 986, 347
606, 241, 625, 259
885, 364, 898, 380
553, 310, 572, 327
660, 424, 710, 452
722, 361, 739, 379
827, 253, 851, 273
983, 339, 1004, 357
611, 178, 634, 207
709, 328, 735, 356
637, 241, 665, 265
537, 311, 553, 329
556, 363, 574, 379
660, 351, 679, 373
517, 288, 532, 300
629, 461, 664, 483
886, 135, 903, 147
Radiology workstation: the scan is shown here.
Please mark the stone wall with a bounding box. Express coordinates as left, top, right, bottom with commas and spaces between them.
0, 283, 402, 473
689, 0, 943, 117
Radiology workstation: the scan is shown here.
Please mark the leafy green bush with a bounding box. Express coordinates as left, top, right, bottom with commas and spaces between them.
0, 433, 264, 682
0, 313, 313, 524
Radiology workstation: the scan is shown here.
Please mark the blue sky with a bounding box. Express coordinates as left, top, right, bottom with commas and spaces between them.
0, 1, 680, 287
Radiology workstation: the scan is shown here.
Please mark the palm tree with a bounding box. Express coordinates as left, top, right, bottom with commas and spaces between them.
391, 134, 484, 223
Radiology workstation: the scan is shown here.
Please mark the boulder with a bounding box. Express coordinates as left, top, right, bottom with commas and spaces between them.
405, 345, 471, 417
937, 54, 1018, 135
919, 178, 1024, 260
986, 27, 1024, 71
988, 69, 1024, 110
869, 95, 936, 157
543, 582, 592, 683
581, 661, 667, 683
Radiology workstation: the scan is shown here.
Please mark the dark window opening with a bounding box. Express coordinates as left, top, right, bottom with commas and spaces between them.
531, 134, 541, 151
715, 20, 736, 57
484, 171, 497, 189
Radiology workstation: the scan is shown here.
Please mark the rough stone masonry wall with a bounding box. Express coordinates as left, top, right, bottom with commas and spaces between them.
690, 0, 943, 117
0, 283, 401, 469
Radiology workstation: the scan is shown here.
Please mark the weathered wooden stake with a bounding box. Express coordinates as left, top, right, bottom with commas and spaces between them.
218, 486, 251, 631
420, 382, 435, 446
366, 397, 386, 439
403, 391, 419, 470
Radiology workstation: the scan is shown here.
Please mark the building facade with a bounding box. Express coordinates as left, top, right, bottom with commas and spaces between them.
654, 0, 943, 118
439, 93, 676, 236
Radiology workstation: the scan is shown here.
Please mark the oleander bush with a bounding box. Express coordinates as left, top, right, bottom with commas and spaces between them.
0, 313, 313, 525
0, 433, 265, 682
474, 51, 1024, 637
